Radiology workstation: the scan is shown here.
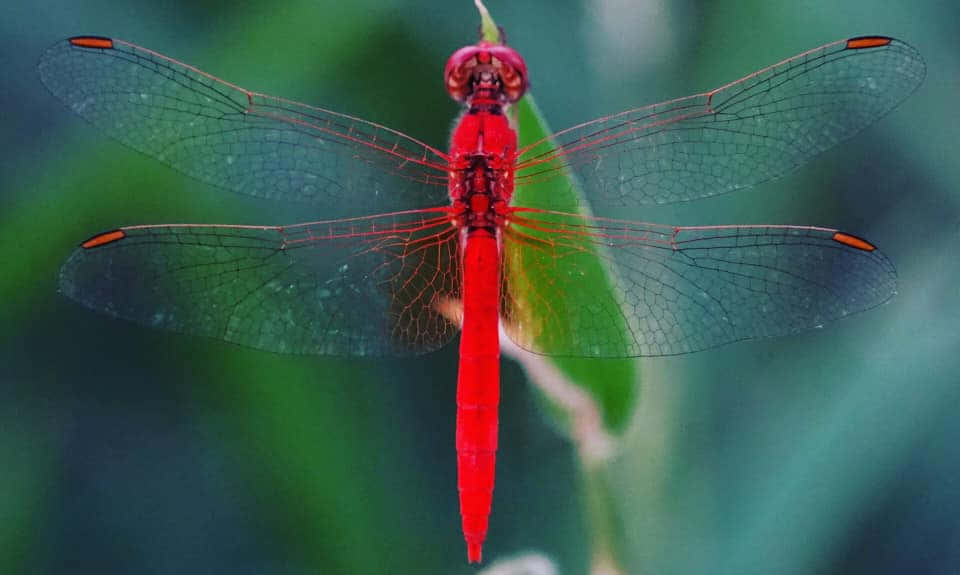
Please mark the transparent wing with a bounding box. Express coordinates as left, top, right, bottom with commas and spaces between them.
501, 209, 896, 357
60, 208, 462, 356
38, 37, 450, 213
515, 36, 925, 207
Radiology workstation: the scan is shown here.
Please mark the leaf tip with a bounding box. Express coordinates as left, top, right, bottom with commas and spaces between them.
474, 0, 500, 43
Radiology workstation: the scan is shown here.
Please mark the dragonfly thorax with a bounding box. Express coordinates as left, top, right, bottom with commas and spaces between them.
457, 157, 493, 226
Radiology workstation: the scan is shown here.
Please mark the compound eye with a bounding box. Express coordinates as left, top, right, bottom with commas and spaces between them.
499, 62, 525, 102
446, 65, 471, 101
487, 45, 528, 102
445, 46, 483, 102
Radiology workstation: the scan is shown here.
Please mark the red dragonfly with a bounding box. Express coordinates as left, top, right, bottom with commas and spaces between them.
39, 31, 923, 562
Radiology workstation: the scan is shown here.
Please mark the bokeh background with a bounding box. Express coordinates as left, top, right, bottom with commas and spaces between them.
2, 1, 959, 574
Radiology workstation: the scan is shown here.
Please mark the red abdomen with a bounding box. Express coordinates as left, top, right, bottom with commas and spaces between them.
456, 228, 500, 563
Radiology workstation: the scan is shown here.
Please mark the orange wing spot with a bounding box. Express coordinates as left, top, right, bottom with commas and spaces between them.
68, 36, 114, 49
81, 229, 126, 249
846, 36, 892, 50
832, 231, 876, 252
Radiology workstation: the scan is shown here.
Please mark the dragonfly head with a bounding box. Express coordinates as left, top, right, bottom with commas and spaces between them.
445, 41, 527, 104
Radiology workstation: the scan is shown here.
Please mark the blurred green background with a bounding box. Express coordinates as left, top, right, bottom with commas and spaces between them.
2, 1, 959, 574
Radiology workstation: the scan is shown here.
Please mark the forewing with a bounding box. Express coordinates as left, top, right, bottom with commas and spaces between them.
514, 37, 924, 207
38, 37, 449, 213
502, 209, 895, 357
61, 209, 461, 356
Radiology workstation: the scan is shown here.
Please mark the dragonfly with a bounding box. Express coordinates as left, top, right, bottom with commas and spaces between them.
38, 29, 924, 562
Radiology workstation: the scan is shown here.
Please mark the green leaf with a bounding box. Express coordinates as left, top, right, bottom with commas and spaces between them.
475, 0, 500, 43
509, 96, 638, 435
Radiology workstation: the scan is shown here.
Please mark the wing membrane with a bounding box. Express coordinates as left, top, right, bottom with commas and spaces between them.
60, 209, 462, 356
502, 209, 896, 357
38, 37, 450, 213
515, 37, 925, 207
